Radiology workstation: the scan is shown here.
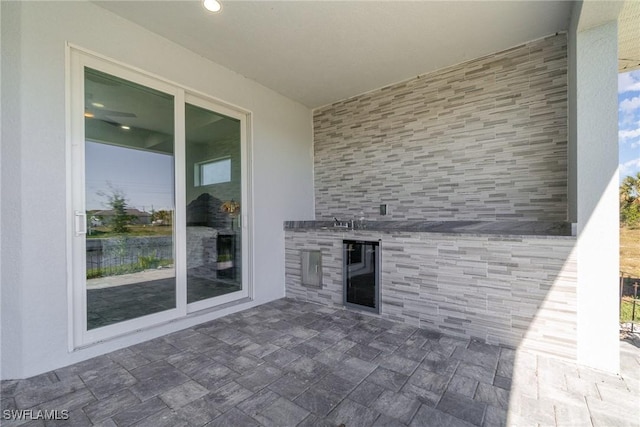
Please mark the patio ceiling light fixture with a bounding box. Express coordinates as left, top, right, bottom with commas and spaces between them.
203, 0, 222, 13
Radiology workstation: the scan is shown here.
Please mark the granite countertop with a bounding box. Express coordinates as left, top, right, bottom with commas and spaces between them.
283, 220, 575, 237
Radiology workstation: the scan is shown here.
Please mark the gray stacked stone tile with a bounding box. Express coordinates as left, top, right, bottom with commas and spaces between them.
285, 229, 577, 361
313, 34, 568, 222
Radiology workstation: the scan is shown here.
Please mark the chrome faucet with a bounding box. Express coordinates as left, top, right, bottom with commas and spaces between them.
333, 217, 350, 229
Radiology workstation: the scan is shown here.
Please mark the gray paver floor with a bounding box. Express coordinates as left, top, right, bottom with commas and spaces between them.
1, 298, 639, 426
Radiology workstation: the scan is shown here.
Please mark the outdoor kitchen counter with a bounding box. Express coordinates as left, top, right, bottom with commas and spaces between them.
283, 220, 574, 238
284, 220, 578, 359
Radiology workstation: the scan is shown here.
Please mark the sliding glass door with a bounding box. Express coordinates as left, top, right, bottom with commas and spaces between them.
84, 68, 177, 330
185, 100, 243, 307
70, 48, 250, 346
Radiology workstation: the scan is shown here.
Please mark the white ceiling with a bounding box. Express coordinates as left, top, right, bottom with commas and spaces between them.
95, 0, 574, 109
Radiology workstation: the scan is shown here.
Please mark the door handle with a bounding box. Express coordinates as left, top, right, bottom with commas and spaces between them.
75, 210, 87, 235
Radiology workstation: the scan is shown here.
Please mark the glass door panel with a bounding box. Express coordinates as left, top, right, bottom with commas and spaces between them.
185, 102, 242, 303
343, 240, 380, 314
84, 67, 176, 329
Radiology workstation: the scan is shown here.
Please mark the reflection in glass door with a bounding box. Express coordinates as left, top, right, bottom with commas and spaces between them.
84, 68, 176, 329
71, 48, 250, 346
185, 102, 242, 303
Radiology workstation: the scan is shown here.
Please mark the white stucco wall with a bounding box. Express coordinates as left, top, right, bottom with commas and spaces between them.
0, 0, 25, 382
571, 7, 621, 372
0, 1, 314, 379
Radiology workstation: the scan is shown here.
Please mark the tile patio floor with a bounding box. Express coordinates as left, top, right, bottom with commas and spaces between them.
1, 298, 639, 427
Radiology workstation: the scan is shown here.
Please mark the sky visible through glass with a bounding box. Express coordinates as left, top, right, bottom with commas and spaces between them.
85, 141, 174, 211
619, 70, 640, 182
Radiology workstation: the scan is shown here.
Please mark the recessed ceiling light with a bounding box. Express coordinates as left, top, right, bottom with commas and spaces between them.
91, 102, 104, 108
203, 0, 222, 13
120, 125, 130, 130
84, 112, 94, 118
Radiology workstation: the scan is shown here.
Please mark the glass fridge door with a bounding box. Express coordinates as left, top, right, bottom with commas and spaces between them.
343, 240, 380, 313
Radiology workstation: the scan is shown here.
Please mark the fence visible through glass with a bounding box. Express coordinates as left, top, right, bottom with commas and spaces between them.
84, 67, 176, 329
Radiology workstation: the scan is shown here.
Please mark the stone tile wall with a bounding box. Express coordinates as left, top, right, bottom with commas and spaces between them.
313, 34, 568, 221
285, 230, 577, 360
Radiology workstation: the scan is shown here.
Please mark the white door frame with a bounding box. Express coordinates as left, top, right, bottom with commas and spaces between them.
67, 45, 252, 349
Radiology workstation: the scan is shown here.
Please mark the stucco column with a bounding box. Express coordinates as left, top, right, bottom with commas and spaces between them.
574, 20, 620, 373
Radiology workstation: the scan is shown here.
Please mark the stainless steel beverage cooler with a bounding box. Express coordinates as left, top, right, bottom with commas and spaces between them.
343, 240, 380, 314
